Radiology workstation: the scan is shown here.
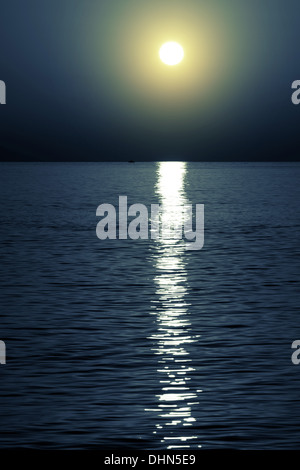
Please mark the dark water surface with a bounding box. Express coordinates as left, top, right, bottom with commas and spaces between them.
0, 162, 300, 449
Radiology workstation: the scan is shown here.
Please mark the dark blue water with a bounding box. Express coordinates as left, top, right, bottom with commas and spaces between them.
0, 162, 300, 449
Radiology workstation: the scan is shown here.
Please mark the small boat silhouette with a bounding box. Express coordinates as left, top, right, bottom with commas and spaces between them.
128, 160, 135, 163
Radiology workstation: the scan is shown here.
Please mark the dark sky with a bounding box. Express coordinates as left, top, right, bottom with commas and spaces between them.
0, 0, 300, 161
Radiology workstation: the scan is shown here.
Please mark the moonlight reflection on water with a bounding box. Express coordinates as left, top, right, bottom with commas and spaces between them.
146, 162, 202, 449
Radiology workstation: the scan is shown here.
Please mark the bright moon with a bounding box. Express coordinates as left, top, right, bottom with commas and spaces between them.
159, 42, 184, 66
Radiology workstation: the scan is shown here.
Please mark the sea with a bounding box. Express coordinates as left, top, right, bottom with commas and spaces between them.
0, 161, 300, 449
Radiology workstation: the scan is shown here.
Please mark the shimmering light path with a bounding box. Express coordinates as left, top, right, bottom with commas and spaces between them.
146, 163, 202, 449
